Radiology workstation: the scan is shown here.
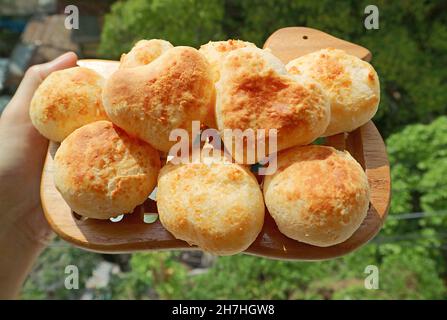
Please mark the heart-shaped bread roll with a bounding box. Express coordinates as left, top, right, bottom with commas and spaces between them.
199, 40, 257, 82
103, 46, 215, 152
286, 48, 380, 136
30, 67, 108, 142
215, 47, 330, 164
119, 39, 173, 68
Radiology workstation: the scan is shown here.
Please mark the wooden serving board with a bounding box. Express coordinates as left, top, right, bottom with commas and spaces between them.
41, 27, 390, 260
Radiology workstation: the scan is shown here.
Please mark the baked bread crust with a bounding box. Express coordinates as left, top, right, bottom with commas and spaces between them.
120, 39, 173, 68
103, 46, 215, 152
286, 48, 380, 136
157, 152, 265, 255
263, 145, 370, 247
216, 47, 330, 163
30, 67, 108, 142
54, 120, 160, 219
199, 40, 257, 82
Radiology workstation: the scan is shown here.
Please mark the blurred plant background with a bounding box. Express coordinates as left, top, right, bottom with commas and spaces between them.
1, 0, 446, 299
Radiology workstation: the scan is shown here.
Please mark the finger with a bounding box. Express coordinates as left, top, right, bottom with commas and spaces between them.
15, 52, 78, 101
2, 52, 78, 123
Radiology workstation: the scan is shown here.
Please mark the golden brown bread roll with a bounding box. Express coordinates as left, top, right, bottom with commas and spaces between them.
30, 67, 108, 142
199, 40, 256, 128
157, 151, 265, 255
199, 40, 257, 128
263, 145, 370, 247
286, 48, 380, 136
120, 39, 173, 68
54, 120, 160, 219
199, 40, 257, 82
103, 46, 215, 152
216, 47, 330, 164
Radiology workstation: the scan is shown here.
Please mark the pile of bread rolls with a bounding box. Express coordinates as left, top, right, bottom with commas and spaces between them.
30, 39, 380, 255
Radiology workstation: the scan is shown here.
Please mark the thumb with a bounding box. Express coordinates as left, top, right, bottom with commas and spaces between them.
2, 52, 78, 122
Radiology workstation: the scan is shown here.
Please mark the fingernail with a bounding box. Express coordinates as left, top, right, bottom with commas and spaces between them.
47, 52, 76, 67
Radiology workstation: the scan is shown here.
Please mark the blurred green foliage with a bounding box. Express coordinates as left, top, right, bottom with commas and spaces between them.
382, 117, 447, 273
388, 117, 447, 215
23, 240, 446, 299
22, 0, 447, 300
99, 0, 447, 137
21, 241, 102, 299
99, 0, 225, 57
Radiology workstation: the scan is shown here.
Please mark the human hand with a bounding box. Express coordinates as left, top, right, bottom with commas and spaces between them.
0, 52, 77, 298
